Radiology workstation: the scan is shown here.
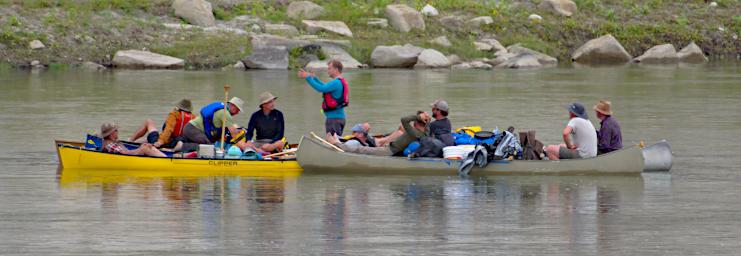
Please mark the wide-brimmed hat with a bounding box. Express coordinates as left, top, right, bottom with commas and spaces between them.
99, 122, 119, 138
430, 99, 449, 112
228, 97, 244, 113
567, 102, 589, 119
174, 99, 192, 112
258, 91, 278, 105
593, 100, 613, 115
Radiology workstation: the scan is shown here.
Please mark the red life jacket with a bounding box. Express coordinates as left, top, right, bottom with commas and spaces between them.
172, 111, 194, 137
322, 77, 349, 111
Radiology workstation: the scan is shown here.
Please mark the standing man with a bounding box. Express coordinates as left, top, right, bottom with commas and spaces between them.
545, 102, 598, 160
245, 92, 286, 153
429, 99, 455, 146
298, 59, 349, 136
183, 97, 245, 145
594, 100, 623, 154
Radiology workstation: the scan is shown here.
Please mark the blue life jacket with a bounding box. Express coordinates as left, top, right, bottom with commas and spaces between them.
200, 101, 226, 141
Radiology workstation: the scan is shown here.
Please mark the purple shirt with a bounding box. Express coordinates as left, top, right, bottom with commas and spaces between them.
597, 115, 622, 154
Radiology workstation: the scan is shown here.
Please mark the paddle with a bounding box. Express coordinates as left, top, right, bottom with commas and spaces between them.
310, 132, 345, 152
264, 148, 297, 158
219, 84, 231, 153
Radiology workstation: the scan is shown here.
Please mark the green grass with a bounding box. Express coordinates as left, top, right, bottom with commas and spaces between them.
150, 33, 252, 69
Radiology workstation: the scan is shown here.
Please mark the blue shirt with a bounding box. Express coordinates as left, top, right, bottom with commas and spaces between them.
305, 76, 346, 119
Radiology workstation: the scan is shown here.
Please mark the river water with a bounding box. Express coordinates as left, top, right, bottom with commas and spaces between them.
1, 63, 740, 255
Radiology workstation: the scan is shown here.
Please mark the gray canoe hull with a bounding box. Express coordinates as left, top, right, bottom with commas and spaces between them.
296, 135, 672, 176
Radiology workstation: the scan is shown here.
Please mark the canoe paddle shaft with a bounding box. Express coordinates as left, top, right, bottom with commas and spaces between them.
220, 84, 231, 153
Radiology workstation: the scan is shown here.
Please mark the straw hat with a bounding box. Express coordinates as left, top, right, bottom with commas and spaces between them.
99, 122, 119, 138
174, 99, 192, 112
258, 91, 278, 105
228, 97, 244, 112
593, 100, 613, 115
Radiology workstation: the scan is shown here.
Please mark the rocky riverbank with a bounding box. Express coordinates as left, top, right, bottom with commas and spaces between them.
0, 0, 738, 71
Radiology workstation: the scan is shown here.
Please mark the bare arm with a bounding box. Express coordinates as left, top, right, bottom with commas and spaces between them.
562, 126, 575, 149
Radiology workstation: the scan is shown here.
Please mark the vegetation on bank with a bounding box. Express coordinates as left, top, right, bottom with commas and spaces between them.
0, 0, 738, 69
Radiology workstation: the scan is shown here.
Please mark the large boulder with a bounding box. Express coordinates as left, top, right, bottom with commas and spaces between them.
385, 4, 425, 33
302, 20, 353, 37
81, 61, 106, 71
242, 46, 289, 69
507, 44, 557, 65
29, 40, 45, 50
474, 38, 507, 54
468, 16, 494, 28
495, 53, 542, 69
439, 15, 465, 32
480, 38, 507, 54
113, 50, 185, 69
305, 45, 363, 69
251, 34, 309, 50
414, 49, 451, 68
572, 34, 632, 64
370, 44, 424, 68
539, 0, 577, 17
429, 36, 452, 48
677, 42, 708, 63
264, 24, 299, 37
634, 44, 678, 64
172, 0, 216, 27
287, 1, 325, 20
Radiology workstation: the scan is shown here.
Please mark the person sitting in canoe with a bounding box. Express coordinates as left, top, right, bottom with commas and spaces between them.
594, 100, 623, 154
344, 123, 376, 147
545, 102, 598, 160
183, 97, 245, 145
99, 122, 166, 157
244, 92, 286, 153
327, 111, 431, 156
128, 99, 196, 152
429, 99, 455, 146
344, 123, 403, 147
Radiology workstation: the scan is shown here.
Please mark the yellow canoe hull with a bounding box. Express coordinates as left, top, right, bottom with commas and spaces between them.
56, 141, 303, 174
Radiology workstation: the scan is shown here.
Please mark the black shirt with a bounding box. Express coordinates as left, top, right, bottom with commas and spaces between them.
246, 109, 285, 142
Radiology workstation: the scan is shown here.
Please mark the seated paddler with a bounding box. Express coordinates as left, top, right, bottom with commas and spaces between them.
183, 97, 245, 145
99, 122, 166, 157
244, 92, 286, 153
344, 123, 376, 147
327, 111, 430, 156
128, 99, 196, 152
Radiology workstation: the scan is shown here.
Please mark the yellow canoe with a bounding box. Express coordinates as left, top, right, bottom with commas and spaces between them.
55, 140, 303, 173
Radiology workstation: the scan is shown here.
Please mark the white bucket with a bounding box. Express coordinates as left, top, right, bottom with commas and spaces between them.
443, 145, 476, 160
198, 144, 215, 158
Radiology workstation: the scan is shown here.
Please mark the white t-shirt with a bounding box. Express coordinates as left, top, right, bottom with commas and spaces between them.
567, 117, 598, 158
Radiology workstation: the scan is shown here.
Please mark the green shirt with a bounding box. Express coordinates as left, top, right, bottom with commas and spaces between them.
389, 115, 428, 154
189, 109, 235, 132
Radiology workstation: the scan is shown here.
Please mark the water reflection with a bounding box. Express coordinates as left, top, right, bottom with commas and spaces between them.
57, 170, 645, 254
